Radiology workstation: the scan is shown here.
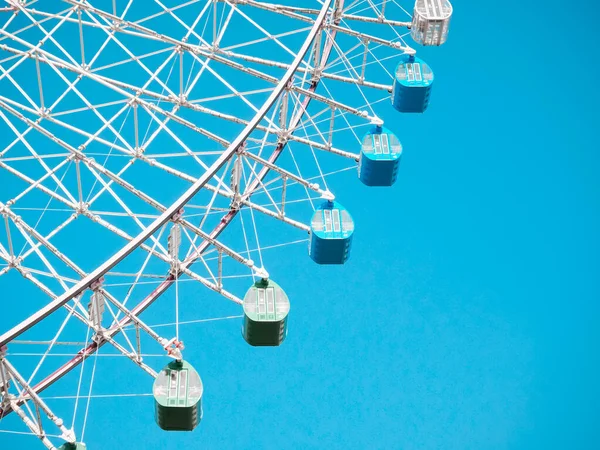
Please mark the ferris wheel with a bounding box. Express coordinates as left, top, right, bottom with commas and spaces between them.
0, 0, 453, 448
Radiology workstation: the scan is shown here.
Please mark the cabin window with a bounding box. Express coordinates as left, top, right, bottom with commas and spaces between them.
407, 63, 415, 82
341, 210, 354, 233
166, 370, 188, 406
389, 134, 402, 154
362, 134, 374, 154
422, 65, 433, 81
266, 288, 275, 314
381, 134, 390, 154
275, 288, 290, 316
396, 64, 408, 80
413, 63, 422, 82
324, 209, 332, 232
332, 209, 341, 232
373, 134, 382, 154
311, 209, 324, 231
258, 289, 266, 314
179, 370, 187, 405
169, 371, 178, 400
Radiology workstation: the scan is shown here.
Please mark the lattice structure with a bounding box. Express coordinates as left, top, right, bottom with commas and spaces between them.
0, 0, 452, 447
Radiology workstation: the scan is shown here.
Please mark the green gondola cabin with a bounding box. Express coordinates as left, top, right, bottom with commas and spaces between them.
153, 360, 203, 431
58, 444, 87, 450
242, 278, 290, 346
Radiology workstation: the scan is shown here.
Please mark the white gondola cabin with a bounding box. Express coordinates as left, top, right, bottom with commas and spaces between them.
242, 278, 290, 346
411, 0, 453, 46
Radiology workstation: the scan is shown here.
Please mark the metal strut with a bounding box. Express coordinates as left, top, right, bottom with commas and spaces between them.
0, 353, 76, 448
0, 0, 336, 418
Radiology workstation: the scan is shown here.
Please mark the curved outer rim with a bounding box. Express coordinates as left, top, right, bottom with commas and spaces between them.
1, 0, 344, 417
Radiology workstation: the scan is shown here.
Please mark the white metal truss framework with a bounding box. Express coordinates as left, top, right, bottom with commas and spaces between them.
0, 0, 437, 447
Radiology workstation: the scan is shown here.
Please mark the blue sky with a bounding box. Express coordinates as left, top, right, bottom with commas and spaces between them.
1, 0, 600, 449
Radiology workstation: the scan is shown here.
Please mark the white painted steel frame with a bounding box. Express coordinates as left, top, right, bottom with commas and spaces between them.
0, 0, 332, 347
0, 0, 338, 416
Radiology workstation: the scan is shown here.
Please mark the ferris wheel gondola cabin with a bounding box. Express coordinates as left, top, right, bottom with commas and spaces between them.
411, 0, 453, 46
359, 125, 403, 186
391, 54, 434, 113
309, 201, 354, 264
242, 278, 290, 346
153, 360, 203, 431
58, 444, 87, 450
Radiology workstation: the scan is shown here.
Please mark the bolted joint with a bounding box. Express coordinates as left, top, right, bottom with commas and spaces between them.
90, 277, 104, 291
236, 141, 246, 154
20, 268, 32, 279
229, 198, 242, 212
311, 67, 322, 82
168, 259, 180, 275
111, 20, 123, 31
370, 116, 384, 127
277, 130, 291, 144
134, 146, 146, 158
322, 190, 335, 201
73, 150, 85, 161
171, 208, 184, 223
9, 255, 23, 268
161, 337, 185, 361
75, 202, 89, 215
253, 267, 269, 280
60, 428, 76, 444
92, 330, 105, 344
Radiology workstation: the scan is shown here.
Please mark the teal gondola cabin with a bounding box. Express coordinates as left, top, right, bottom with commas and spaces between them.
309, 201, 354, 264
359, 125, 402, 186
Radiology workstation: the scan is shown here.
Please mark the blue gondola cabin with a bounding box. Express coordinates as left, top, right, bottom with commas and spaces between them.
358, 125, 402, 186
391, 54, 434, 113
309, 201, 354, 264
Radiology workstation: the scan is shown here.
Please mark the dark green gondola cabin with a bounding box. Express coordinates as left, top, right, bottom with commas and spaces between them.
153, 360, 203, 431
358, 124, 402, 186
58, 444, 87, 450
242, 278, 290, 346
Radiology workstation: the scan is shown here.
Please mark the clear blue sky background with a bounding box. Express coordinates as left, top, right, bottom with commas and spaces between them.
2, 0, 600, 449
